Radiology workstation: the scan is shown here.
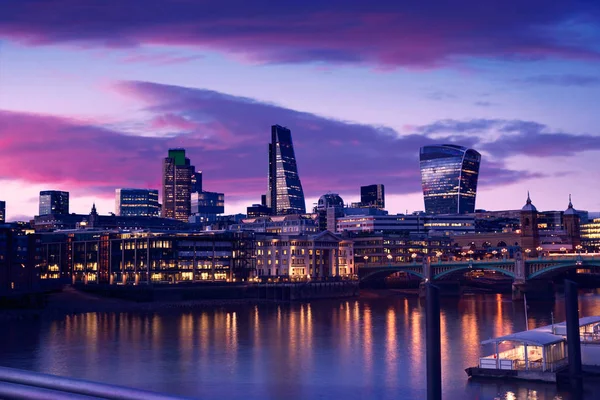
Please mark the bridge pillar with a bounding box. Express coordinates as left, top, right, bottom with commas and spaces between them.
511, 281, 526, 301
419, 256, 432, 298
512, 280, 555, 301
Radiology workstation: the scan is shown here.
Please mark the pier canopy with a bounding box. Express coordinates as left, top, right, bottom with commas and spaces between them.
481, 330, 565, 347
480, 331, 567, 372
533, 316, 600, 342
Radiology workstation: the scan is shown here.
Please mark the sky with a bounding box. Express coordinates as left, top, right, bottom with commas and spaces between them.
1, 0, 600, 221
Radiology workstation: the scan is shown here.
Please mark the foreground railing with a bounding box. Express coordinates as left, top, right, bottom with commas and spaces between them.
0, 366, 193, 400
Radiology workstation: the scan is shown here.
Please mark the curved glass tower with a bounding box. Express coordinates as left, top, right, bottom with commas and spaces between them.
267, 125, 306, 215
419, 144, 481, 214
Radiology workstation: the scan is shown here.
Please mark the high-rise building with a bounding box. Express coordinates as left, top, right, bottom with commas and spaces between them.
162, 149, 195, 222
267, 125, 306, 215
192, 171, 203, 193
115, 189, 160, 217
360, 184, 385, 209
190, 191, 225, 223
39, 191, 69, 216
419, 145, 481, 214
0, 201, 5, 223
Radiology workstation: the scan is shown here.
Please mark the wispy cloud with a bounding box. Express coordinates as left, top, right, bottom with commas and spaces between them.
1, 1, 599, 68
2, 81, 597, 205
516, 74, 600, 87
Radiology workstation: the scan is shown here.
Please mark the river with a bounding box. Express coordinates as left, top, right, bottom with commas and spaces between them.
1, 290, 600, 399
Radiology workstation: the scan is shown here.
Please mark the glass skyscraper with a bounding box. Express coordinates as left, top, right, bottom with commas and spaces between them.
162, 149, 195, 222
267, 125, 306, 215
419, 145, 481, 214
39, 191, 70, 216
115, 189, 160, 217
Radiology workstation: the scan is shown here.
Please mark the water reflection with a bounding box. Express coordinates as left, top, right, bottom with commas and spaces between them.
1, 293, 600, 400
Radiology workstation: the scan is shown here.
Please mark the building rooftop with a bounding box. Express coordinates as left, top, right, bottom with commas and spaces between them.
521, 192, 537, 212
481, 329, 565, 346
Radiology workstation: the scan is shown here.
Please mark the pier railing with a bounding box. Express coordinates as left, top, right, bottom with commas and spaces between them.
0, 366, 192, 400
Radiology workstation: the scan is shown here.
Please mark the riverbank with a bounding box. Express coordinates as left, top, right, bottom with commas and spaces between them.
0, 281, 360, 321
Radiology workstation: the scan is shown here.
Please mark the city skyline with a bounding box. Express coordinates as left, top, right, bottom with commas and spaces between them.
2, 1, 600, 220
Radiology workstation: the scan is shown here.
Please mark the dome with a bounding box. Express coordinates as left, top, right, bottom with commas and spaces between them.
564, 194, 577, 215
521, 192, 537, 212
317, 194, 344, 211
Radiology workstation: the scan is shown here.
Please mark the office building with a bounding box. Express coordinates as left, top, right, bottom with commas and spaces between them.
189, 191, 225, 223
267, 125, 306, 215
336, 214, 475, 235
0, 201, 5, 223
37, 230, 256, 284
247, 204, 272, 218
419, 145, 481, 214
255, 231, 354, 280
162, 149, 195, 222
582, 218, 600, 252
115, 189, 160, 217
39, 190, 69, 216
360, 184, 385, 209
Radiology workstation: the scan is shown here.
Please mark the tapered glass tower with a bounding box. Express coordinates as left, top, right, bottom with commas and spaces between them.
267, 125, 306, 215
420, 144, 481, 214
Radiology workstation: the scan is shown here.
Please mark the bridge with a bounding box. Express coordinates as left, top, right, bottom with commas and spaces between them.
358, 253, 600, 299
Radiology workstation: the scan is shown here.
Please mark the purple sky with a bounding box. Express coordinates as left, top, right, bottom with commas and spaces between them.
1, 0, 600, 220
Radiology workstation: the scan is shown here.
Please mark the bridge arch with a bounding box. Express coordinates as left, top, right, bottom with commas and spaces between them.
528, 261, 600, 279
360, 268, 425, 282
434, 265, 516, 280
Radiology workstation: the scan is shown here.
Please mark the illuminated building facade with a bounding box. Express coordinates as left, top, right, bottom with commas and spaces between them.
0, 201, 5, 223
233, 214, 319, 235
360, 184, 385, 209
581, 218, 600, 252
353, 234, 453, 266
255, 231, 354, 280
336, 214, 475, 235
115, 189, 160, 217
39, 190, 69, 216
420, 145, 481, 214
37, 230, 256, 284
162, 149, 195, 222
267, 125, 306, 215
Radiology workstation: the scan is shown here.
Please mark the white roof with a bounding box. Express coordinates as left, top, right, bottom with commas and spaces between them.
533, 316, 600, 334
481, 330, 565, 346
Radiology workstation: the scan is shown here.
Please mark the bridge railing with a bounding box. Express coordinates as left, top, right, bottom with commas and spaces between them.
0, 366, 193, 400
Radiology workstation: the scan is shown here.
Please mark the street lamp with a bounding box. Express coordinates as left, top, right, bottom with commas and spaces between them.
467, 249, 474, 260
560, 247, 566, 254
387, 254, 393, 266
411, 253, 417, 263
492, 250, 498, 259
576, 245, 583, 254
525, 248, 531, 258
363, 255, 368, 267
501, 248, 508, 260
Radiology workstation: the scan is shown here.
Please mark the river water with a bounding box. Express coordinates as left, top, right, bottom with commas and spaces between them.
2, 291, 600, 400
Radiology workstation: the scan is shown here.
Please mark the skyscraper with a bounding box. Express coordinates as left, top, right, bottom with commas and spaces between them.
360, 184, 385, 209
267, 125, 306, 215
162, 149, 195, 222
115, 189, 160, 217
39, 191, 70, 216
0, 201, 5, 223
419, 145, 481, 214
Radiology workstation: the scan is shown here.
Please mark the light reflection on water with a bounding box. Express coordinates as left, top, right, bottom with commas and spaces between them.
1, 291, 600, 400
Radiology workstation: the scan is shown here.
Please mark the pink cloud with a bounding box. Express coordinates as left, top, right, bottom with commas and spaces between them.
0, 1, 599, 68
